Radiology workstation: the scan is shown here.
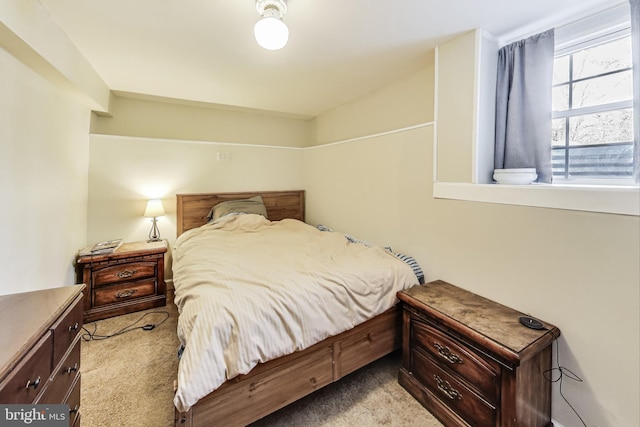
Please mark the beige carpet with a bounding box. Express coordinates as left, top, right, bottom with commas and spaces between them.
81, 295, 443, 427
80, 300, 180, 427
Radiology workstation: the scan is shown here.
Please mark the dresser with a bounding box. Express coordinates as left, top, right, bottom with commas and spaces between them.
0, 285, 85, 426
398, 280, 560, 427
76, 240, 167, 322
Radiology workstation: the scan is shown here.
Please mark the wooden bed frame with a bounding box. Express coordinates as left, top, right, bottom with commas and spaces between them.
173, 190, 402, 426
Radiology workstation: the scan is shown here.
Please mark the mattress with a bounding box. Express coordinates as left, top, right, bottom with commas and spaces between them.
172, 213, 419, 412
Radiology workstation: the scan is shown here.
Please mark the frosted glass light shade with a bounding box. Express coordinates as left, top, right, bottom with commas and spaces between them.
254, 15, 289, 50
144, 199, 165, 218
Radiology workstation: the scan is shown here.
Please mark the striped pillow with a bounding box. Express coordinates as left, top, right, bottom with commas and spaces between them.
390, 251, 425, 284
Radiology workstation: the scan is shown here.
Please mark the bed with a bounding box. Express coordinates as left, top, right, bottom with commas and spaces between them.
172, 190, 421, 426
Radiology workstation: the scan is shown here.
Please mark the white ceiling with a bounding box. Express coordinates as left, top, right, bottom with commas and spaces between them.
38, 0, 618, 118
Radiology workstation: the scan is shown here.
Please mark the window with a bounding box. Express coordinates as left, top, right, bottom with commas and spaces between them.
552, 15, 636, 184
433, 24, 639, 216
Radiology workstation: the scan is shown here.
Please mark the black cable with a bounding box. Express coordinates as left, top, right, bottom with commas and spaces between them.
81, 310, 170, 341
543, 328, 587, 427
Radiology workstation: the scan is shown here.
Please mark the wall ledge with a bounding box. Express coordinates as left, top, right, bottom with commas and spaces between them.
433, 181, 640, 216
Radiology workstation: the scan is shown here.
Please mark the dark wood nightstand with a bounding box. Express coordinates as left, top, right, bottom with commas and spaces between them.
76, 240, 167, 322
397, 280, 560, 427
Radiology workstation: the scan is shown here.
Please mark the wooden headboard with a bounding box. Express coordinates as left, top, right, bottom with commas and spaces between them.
176, 190, 305, 236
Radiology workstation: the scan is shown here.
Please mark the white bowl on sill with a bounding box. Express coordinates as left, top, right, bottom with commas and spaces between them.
493, 168, 537, 185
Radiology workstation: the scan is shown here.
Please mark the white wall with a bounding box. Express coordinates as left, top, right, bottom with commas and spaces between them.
87, 95, 311, 278
435, 31, 476, 183
0, 0, 110, 112
87, 134, 305, 280
91, 93, 312, 148
304, 125, 434, 268
0, 47, 90, 295
309, 39, 639, 427
314, 68, 434, 146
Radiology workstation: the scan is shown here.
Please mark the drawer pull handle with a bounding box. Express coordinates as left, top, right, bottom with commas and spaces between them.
434, 374, 462, 401
67, 363, 79, 374
68, 322, 79, 332
433, 342, 463, 364
69, 405, 79, 414
116, 269, 137, 278
115, 289, 137, 298
25, 376, 41, 390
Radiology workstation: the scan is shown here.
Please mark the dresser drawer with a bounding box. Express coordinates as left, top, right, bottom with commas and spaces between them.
0, 332, 52, 404
37, 338, 80, 404
51, 295, 83, 367
93, 278, 157, 306
412, 347, 496, 426
92, 261, 157, 287
412, 319, 500, 400
65, 374, 81, 427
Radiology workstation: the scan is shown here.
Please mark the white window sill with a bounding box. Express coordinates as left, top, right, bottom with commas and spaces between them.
433, 182, 640, 216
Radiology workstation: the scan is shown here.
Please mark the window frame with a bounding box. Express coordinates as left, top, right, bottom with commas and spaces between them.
551, 27, 636, 184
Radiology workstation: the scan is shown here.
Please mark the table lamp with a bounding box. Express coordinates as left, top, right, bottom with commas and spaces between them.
144, 199, 165, 242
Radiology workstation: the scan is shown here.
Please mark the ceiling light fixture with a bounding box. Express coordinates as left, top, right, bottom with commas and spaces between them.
254, 0, 289, 50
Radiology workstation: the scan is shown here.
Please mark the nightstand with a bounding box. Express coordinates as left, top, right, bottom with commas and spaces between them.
76, 240, 167, 322
397, 280, 560, 427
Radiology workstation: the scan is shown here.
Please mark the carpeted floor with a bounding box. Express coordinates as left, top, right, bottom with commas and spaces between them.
80, 300, 180, 427
81, 294, 443, 427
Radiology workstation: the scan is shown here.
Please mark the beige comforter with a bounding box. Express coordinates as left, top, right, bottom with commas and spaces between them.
172, 214, 418, 412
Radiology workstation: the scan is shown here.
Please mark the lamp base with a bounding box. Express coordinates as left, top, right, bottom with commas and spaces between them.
148, 217, 162, 243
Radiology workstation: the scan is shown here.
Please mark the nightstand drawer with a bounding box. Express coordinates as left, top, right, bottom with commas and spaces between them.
412, 319, 499, 400
93, 278, 157, 306
92, 261, 157, 287
412, 347, 496, 427
0, 332, 53, 404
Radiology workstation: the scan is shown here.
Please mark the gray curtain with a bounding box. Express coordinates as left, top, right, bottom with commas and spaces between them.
631, 0, 639, 184
494, 30, 555, 183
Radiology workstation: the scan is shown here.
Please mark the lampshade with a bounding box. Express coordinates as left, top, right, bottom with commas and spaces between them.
254, 0, 288, 50
144, 199, 165, 218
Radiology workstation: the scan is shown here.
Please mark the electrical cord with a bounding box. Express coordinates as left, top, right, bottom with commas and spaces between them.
543, 328, 587, 427
81, 310, 170, 341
